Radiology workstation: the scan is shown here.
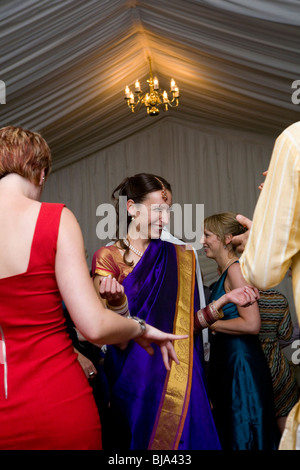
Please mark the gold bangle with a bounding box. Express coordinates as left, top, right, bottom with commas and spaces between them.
213, 302, 224, 319
107, 297, 129, 316
209, 322, 217, 331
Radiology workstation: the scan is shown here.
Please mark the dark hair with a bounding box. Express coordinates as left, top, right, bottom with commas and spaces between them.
112, 173, 172, 265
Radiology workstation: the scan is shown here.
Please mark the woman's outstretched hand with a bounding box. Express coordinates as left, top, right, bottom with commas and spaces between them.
134, 324, 188, 371
225, 286, 260, 307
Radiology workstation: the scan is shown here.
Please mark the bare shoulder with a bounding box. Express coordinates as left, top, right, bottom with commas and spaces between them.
58, 207, 82, 237
226, 261, 248, 289
56, 207, 85, 256
59, 206, 80, 226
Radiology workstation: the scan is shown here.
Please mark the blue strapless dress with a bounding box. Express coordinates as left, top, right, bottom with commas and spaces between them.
208, 263, 279, 450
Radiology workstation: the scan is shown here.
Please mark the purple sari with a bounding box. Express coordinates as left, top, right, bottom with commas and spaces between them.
104, 239, 221, 450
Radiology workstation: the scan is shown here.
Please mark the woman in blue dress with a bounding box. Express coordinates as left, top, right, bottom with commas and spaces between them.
202, 212, 279, 450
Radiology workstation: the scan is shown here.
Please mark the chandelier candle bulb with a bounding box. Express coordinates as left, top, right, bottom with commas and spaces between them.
153, 77, 159, 90
135, 80, 141, 92
125, 86, 131, 98
170, 79, 176, 91
129, 92, 134, 104
174, 87, 179, 98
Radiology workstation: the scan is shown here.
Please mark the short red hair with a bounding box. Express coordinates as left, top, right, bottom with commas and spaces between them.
0, 126, 51, 185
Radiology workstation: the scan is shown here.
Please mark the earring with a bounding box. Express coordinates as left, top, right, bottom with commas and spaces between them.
223, 244, 226, 249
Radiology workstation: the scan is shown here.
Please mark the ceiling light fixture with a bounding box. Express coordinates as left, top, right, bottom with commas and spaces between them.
124, 57, 179, 116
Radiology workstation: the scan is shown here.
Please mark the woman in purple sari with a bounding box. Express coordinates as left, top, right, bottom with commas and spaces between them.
92, 174, 259, 450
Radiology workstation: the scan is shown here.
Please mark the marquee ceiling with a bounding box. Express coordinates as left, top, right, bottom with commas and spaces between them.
1, 0, 300, 169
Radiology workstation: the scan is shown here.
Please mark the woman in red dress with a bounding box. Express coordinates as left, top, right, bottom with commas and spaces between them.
0, 126, 187, 450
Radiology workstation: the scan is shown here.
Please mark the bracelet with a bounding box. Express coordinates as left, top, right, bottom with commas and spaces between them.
209, 322, 217, 331
107, 297, 129, 316
194, 302, 224, 332
128, 316, 147, 337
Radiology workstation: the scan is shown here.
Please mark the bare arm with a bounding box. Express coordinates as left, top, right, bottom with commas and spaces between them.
210, 263, 261, 335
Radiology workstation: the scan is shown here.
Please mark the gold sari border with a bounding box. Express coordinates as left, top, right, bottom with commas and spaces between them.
148, 245, 195, 450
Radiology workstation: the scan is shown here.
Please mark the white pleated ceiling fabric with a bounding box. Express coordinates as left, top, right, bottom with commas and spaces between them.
1, 0, 300, 170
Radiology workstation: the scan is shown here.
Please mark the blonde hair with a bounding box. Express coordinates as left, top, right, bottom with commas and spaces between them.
0, 126, 51, 185
204, 212, 247, 246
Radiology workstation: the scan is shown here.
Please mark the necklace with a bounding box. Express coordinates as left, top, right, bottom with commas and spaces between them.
222, 257, 238, 273
123, 238, 144, 258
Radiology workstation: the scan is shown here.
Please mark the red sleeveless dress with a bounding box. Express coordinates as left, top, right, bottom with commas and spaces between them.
0, 203, 102, 449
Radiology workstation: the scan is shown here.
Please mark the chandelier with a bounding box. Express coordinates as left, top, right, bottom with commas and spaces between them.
124, 58, 179, 116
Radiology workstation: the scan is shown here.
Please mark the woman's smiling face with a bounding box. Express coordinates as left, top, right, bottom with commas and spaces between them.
129, 189, 172, 240
201, 228, 222, 259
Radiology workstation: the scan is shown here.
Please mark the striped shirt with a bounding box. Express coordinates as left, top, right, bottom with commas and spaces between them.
240, 121, 300, 326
